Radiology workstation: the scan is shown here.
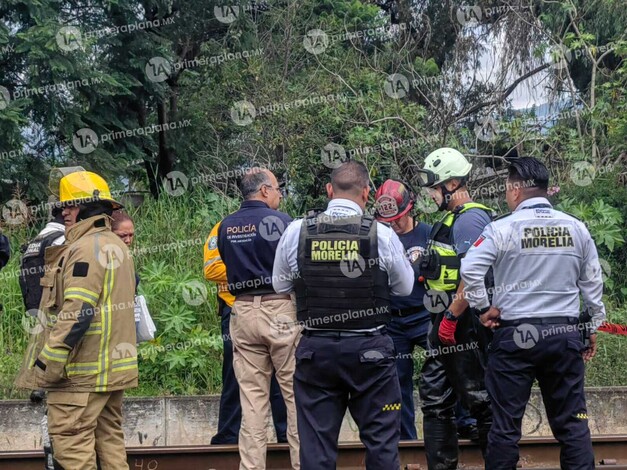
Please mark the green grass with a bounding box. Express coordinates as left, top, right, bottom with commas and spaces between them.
1, 187, 626, 398
1, 188, 239, 398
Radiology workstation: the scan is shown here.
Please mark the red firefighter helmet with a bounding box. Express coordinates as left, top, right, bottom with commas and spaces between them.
374, 179, 415, 222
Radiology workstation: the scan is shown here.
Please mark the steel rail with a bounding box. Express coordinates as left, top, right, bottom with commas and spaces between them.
1, 435, 626, 469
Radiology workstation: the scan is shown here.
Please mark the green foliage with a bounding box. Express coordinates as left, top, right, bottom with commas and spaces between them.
122, 187, 239, 396
555, 175, 627, 302
0, 186, 241, 398
556, 197, 625, 252
1, 0, 626, 397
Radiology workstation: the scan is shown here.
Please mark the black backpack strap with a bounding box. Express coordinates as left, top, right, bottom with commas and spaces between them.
305, 212, 321, 235
359, 214, 374, 236
41, 230, 65, 247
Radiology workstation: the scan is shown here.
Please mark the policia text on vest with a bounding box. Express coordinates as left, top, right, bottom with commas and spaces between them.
520, 226, 574, 249
309, 239, 360, 261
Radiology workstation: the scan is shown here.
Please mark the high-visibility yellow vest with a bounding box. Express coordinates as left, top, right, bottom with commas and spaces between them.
421, 203, 495, 292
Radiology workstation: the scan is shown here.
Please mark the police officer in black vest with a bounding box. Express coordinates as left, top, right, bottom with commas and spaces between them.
273, 161, 414, 469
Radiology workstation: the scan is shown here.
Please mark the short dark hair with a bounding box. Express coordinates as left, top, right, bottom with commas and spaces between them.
330, 161, 369, 196
239, 168, 271, 199
507, 157, 549, 191
51, 206, 63, 223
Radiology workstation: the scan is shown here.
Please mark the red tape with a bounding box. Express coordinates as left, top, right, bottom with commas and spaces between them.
597, 322, 627, 336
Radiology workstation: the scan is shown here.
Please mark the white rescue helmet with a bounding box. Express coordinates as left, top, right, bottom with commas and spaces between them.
416, 147, 472, 188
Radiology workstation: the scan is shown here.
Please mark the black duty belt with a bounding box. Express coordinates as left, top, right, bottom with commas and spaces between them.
391, 306, 425, 317
498, 316, 578, 327
303, 327, 386, 338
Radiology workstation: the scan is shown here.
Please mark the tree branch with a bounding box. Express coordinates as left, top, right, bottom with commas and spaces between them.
455, 62, 551, 122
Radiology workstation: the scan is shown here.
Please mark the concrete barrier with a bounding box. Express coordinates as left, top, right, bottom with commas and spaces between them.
1, 387, 626, 451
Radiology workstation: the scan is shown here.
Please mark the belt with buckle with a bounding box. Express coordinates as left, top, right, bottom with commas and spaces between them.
303, 327, 386, 338
236, 294, 291, 302
498, 316, 579, 327
391, 306, 425, 317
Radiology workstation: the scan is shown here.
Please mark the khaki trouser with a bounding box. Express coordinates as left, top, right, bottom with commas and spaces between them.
231, 297, 301, 470
47, 390, 128, 470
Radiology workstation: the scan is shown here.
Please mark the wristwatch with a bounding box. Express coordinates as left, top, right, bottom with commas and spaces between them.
444, 310, 458, 321
477, 306, 490, 315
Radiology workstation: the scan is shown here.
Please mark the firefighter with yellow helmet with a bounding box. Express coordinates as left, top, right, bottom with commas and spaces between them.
19, 170, 137, 469
415, 148, 494, 469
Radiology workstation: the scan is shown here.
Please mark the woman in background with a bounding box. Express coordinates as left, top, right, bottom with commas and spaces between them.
112, 210, 138, 282
111, 210, 135, 247
112, 210, 140, 291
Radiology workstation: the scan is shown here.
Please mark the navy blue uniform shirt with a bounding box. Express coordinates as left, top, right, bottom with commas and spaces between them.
218, 200, 292, 296
390, 221, 431, 311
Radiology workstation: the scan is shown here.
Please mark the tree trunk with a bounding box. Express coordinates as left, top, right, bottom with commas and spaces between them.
135, 100, 160, 198
157, 101, 174, 183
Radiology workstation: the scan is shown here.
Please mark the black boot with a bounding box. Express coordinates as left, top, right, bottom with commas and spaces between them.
457, 422, 479, 441
423, 414, 458, 470
475, 409, 492, 458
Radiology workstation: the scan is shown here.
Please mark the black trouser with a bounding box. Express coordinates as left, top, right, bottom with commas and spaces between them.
486, 322, 594, 469
294, 330, 401, 470
388, 311, 430, 440
419, 310, 492, 469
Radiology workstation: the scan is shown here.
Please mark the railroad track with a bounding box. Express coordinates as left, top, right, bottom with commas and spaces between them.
2, 435, 626, 469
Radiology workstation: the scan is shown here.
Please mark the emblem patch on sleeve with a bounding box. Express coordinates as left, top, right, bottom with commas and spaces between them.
73, 262, 90, 277
473, 235, 485, 247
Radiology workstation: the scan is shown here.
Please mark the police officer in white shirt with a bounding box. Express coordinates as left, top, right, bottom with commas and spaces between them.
461, 157, 605, 470
273, 161, 414, 469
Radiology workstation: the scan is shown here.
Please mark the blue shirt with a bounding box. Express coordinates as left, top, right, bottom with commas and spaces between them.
452, 208, 492, 256
390, 221, 431, 311
218, 200, 292, 296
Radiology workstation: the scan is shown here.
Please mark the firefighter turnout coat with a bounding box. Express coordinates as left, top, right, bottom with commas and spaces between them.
17, 215, 137, 392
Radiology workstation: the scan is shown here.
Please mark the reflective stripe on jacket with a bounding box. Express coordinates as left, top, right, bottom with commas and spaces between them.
30, 215, 137, 392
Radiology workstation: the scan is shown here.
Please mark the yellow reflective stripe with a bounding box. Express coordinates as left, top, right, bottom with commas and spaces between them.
66, 363, 99, 376
110, 364, 138, 372
67, 370, 99, 376
41, 345, 69, 363
67, 361, 99, 367
112, 356, 137, 365
112, 357, 137, 371
65, 293, 97, 307
96, 251, 114, 392
85, 322, 102, 335
66, 362, 99, 376
25, 339, 39, 369
65, 287, 99, 301
431, 241, 455, 251
63, 287, 99, 307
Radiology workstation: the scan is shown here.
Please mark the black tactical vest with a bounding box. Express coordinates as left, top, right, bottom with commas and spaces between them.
19, 230, 64, 313
294, 212, 390, 330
